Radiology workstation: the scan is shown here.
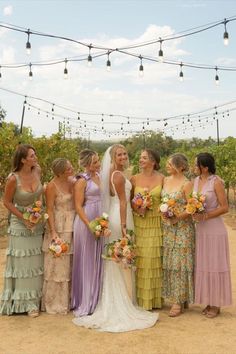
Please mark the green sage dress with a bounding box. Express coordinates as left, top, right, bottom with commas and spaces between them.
133, 185, 163, 310
0, 173, 44, 315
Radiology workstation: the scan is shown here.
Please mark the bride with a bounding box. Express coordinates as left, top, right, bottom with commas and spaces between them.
73, 144, 158, 332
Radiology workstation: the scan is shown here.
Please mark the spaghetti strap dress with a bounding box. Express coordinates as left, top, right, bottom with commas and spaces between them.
161, 183, 195, 304
41, 182, 75, 314
193, 175, 232, 307
133, 185, 163, 310
0, 173, 44, 315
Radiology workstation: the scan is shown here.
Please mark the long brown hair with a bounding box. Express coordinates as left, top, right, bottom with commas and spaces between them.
13, 144, 35, 172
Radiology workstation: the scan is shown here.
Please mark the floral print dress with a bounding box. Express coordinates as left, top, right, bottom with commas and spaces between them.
161, 188, 195, 304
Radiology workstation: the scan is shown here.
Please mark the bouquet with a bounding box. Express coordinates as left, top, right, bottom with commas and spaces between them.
89, 212, 111, 238
159, 196, 178, 219
186, 192, 206, 215
132, 188, 153, 217
22, 200, 49, 224
102, 230, 137, 269
49, 238, 69, 257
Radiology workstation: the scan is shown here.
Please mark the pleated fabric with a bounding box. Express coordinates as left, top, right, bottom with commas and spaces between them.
0, 174, 44, 315
194, 175, 232, 307
133, 185, 163, 310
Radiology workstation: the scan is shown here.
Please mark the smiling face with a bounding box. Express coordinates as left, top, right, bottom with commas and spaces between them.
114, 147, 128, 169
166, 159, 175, 175
139, 150, 155, 171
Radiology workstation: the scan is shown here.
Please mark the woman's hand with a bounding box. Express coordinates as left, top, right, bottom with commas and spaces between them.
192, 213, 207, 222
51, 230, 59, 240
23, 219, 36, 230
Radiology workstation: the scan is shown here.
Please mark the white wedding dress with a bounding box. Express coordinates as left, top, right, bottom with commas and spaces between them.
73, 172, 158, 332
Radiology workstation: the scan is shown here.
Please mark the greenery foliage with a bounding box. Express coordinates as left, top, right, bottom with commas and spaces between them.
0, 113, 235, 205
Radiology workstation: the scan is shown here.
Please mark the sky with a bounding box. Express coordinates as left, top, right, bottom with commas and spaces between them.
0, 0, 236, 142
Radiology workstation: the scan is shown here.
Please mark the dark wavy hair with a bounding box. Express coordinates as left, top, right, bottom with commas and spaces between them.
13, 144, 36, 172
196, 152, 216, 174
143, 149, 160, 171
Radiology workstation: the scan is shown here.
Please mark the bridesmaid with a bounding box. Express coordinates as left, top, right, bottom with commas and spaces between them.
131, 149, 164, 310
161, 153, 195, 317
41, 158, 75, 314
193, 152, 232, 318
0, 144, 44, 317
72, 149, 104, 316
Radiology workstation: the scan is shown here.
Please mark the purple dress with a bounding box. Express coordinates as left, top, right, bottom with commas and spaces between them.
193, 175, 232, 307
71, 173, 104, 316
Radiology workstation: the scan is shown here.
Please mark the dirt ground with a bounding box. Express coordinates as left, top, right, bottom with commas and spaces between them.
0, 212, 236, 354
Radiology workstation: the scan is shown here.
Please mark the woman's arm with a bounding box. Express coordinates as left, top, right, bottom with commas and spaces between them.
177, 180, 193, 221
206, 179, 228, 219
45, 182, 58, 239
113, 172, 127, 236
129, 175, 136, 201
74, 178, 90, 227
3, 175, 34, 229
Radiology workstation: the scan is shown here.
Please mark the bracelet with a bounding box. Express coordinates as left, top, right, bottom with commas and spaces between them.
121, 223, 126, 228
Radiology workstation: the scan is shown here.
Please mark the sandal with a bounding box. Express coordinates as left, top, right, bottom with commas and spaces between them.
206, 306, 220, 318
202, 305, 211, 315
28, 310, 39, 318
169, 304, 183, 317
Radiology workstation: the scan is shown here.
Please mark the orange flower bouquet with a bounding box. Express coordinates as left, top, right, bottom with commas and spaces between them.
89, 212, 111, 238
132, 188, 153, 217
102, 230, 137, 269
22, 200, 49, 224
49, 238, 69, 257
186, 192, 206, 215
159, 196, 178, 219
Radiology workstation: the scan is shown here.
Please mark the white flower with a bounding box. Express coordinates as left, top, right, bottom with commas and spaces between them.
102, 212, 109, 220
95, 225, 102, 231
162, 197, 168, 203
54, 245, 62, 254
160, 203, 169, 213
44, 213, 49, 220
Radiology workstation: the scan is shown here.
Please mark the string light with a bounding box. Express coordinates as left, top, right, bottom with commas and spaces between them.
29, 63, 33, 80
139, 55, 144, 77
215, 67, 219, 85
87, 45, 92, 67
223, 19, 229, 46
106, 52, 111, 72
158, 39, 164, 62
64, 58, 68, 79
26, 29, 31, 55
179, 62, 184, 82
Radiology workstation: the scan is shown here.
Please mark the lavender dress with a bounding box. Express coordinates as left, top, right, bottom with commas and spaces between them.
71, 173, 104, 316
193, 175, 232, 307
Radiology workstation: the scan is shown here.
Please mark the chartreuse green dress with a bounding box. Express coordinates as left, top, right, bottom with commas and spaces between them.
0, 173, 44, 315
133, 185, 162, 310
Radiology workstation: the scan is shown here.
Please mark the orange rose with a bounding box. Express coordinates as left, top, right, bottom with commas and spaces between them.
167, 199, 176, 206
100, 220, 108, 228
61, 243, 68, 253
135, 198, 143, 207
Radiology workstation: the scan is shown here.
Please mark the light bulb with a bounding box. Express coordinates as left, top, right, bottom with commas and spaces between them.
139, 64, 144, 77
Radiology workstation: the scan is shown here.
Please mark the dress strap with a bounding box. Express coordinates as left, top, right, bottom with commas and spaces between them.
9, 172, 21, 186
52, 181, 64, 194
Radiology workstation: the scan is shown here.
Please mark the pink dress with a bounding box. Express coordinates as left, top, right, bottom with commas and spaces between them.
193, 175, 232, 307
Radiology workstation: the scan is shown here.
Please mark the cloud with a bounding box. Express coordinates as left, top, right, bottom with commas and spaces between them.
3, 5, 13, 16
